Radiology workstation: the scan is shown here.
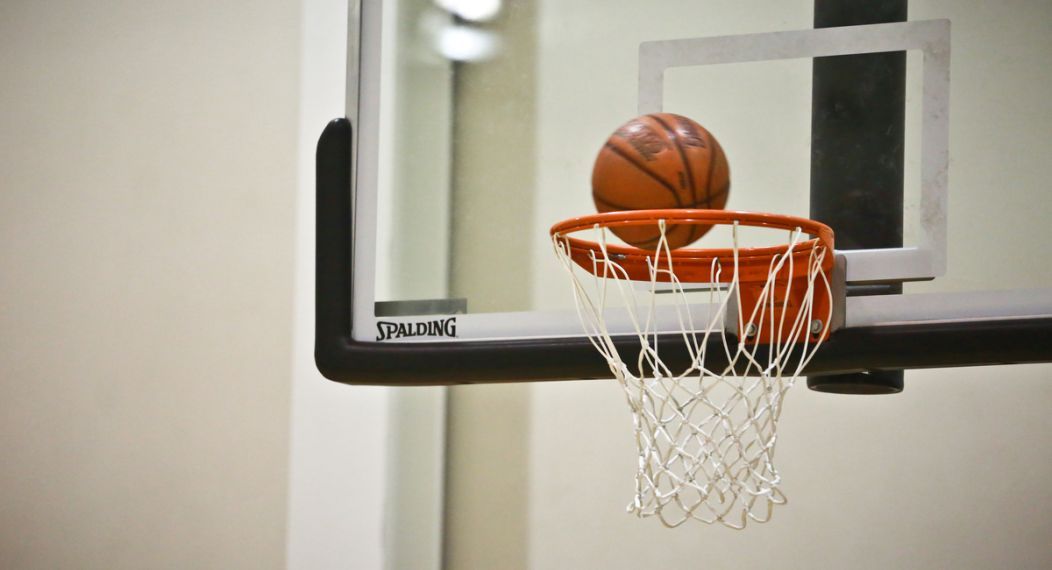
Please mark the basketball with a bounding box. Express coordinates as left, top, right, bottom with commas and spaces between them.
591, 113, 730, 249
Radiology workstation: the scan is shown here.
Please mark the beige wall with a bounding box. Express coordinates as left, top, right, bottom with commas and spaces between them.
0, 1, 300, 568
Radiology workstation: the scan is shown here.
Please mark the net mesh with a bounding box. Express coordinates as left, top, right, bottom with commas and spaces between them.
552, 220, 832, 529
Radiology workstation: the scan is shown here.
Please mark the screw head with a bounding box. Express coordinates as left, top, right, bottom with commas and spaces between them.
744, 323, 758, 338
810, 319, 824, 335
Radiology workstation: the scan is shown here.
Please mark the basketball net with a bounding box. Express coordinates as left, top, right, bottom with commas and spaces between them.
551, 217, 833, 529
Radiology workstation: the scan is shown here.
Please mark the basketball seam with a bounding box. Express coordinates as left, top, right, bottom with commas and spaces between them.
624, 224, 705, 249
636, 224, 697, 246
703, 131, 718, 209
648, 114, 698, 207
591, 191, 724, 249
603, 142, 683, 207
592, 187, 729, 212
690, 143, 727, 243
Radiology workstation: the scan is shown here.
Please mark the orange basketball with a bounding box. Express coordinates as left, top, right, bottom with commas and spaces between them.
591, 113, 730, 249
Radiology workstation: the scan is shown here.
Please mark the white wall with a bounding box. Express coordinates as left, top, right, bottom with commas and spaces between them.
0, 1, 300, 567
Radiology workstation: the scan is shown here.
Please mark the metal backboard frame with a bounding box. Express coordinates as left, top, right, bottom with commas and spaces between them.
316, 1, 1052, 385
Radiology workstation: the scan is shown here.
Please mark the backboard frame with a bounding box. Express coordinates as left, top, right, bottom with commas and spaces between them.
316, 118, 1052, 385
315, 3, 1052, 385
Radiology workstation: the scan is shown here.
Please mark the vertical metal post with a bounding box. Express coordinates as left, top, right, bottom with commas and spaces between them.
808, 0, 907, 394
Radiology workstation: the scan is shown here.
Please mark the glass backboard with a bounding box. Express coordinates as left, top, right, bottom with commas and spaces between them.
317, 0, 1052, 385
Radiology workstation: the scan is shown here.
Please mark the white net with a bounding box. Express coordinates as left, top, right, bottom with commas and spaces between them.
552, 219, 833, 529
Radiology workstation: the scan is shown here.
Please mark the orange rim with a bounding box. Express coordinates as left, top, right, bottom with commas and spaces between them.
550, 209, 835, 283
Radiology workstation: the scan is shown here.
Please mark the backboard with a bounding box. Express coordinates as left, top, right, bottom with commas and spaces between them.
316, 0, 1052, 386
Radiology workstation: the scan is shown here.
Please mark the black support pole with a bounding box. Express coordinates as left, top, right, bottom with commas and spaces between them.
808, 0, 907, 394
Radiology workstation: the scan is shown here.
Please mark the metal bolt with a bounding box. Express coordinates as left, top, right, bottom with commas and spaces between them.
744, 323, 758, 338
810, 319, 824, 335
